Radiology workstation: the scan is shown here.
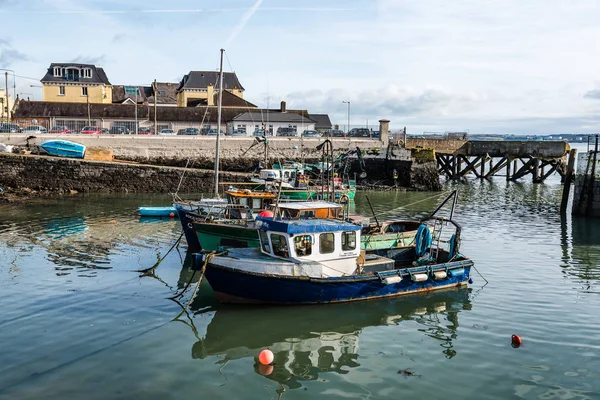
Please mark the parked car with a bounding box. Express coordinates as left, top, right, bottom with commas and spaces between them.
329, 129, 345, 137
178, 128, 200, 135
48, 126, 71, 134
229, 130, 247, 136
371, 130, 380, 138
302, 130, 321, 138
81, 126, 102, 134
0, 123, 21, 133
109, 126, 130, 135
159, 129, 175, 135
22, 125, 48, 134
137, 127, 151, 135
206, 129, 225, 136
348, 128, 371, 137
277, 127, 298, 137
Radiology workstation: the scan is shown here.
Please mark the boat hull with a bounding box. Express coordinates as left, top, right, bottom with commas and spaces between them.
195, 223, 259, 250
200, 260, 472, 305
40, 140, 86, 159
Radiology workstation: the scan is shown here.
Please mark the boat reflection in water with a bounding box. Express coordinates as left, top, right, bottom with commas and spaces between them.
188, 288, 471, 389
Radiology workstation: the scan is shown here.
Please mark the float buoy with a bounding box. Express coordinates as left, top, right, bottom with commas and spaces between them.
511, 334, 522, 348
169, 212, 175, 218
258, 349, 274, 365
258, 210, 274, 218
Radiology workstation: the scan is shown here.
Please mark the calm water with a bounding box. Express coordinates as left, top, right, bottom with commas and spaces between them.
1, 167, 600, 398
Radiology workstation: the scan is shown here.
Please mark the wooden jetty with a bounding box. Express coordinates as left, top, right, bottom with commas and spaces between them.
406, 139, 573, 183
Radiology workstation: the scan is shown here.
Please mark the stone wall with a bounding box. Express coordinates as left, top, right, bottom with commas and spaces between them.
0, 153, 247, 194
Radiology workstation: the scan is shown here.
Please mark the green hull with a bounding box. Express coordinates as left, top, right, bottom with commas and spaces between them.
195, 222, 259, 251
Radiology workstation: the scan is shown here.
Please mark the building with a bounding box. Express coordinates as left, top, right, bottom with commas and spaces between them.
230, 107, 316, 136
176, 71, 244, 107
41, 63, 112, 104
0, 89, 14, 122
310, 114, 332, 133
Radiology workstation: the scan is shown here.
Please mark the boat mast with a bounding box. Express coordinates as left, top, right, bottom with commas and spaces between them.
214, 48, 224, 197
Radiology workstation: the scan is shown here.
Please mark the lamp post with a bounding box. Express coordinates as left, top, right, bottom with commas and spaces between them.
342, 101, 350, 137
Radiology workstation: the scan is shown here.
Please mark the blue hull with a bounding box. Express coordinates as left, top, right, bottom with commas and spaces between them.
198, 258, 472, 305
138, 206, 177, 217
40, 140, 86, 159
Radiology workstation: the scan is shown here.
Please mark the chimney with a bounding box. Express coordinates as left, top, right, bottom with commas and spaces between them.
280, 100, 286, 113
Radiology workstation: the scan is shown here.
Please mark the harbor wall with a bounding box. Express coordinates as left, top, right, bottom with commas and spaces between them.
572, 151, 600, 217
0, 153, 248, 195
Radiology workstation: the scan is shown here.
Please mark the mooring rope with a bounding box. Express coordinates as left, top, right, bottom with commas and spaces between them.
136, 231, 184, 275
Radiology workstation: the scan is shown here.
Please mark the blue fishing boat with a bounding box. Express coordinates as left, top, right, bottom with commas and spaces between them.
40, 140, 86, 159
138, 206, 177, 217
194, 205, 473, 305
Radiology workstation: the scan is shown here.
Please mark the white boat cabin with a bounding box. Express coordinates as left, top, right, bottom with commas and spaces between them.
277, 201, 342, 220
254, 217, 361, 277
256, 168, 309, 188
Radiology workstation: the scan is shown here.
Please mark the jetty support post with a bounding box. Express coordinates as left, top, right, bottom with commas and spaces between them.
560, 148, 577, 216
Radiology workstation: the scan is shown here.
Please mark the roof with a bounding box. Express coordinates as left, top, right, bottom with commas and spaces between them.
232, 111, 316, 123
112, 82, 178, 105
41, 63, 111, 85
255, 216, 360, 234
178, 71, 244, 91
13, 100, 261, 123
310, 114, 332, 129
278, 201, 342, 210
214, 90, 257, 108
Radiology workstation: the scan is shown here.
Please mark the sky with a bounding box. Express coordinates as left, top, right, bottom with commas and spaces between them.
1, 0, 599, 134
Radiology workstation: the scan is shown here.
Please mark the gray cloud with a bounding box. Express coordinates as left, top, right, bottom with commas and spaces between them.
584, 89, 600, 100
70, 55, 107, 65
0, 39, 30, 67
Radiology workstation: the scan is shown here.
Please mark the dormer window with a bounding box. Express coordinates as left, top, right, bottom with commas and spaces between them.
82, 68, 92, 78
53, 67, 62, 77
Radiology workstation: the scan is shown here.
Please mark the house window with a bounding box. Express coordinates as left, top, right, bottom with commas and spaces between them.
270, 234, 289, 258
82, 87, 88, 96
342, 231, 356, 251
319, 233, 335, 254
83, 68, 92, 78
53, 67, 62, 77
259, 230, 270, 253
59, 86, 65, 96
294, 235, 312, 256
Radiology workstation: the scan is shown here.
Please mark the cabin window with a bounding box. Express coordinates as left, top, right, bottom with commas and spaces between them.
294, 235, 312, 256
270, 234, 289, 258
259, 230, 270, 253
342, 231, 356, 251
299, 210, 315, 219
239, 197, 248, 206
252, 198, 261, 209
319, 233, 335, 254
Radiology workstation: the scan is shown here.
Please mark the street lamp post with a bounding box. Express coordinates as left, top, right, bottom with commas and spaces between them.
342, 101, 350, 137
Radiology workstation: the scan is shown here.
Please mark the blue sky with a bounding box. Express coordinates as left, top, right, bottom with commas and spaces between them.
1, 0, 600, 134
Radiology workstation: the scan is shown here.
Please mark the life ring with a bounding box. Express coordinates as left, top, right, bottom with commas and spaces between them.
415, 224, 432, 257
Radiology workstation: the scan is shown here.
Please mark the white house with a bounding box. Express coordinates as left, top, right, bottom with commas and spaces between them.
229, 110, 316, 136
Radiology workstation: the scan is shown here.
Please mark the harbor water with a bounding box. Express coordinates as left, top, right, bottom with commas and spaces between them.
1, 170, 600, 398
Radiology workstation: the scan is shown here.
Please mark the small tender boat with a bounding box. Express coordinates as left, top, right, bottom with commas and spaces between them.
40, 140, 86, 159
138, 206, 177, 217
193, 204, 473, 305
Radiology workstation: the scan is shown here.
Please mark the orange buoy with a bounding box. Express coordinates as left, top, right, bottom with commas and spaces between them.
258, 210, 274, 218
258, 364, 274, 376
258, 349, 274, 365
169, 212, 175, 218
511, 334, 522, 348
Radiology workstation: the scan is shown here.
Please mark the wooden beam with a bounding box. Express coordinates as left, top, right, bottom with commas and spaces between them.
511, 158, 536, 181
458, 155, 483, 178
484, 157, 508, 179
560, 149, 577, 215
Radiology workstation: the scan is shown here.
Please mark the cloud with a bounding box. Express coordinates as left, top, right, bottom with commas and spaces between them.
584, 89, 600, 100
70, 55, 107, 65
0, 39, 30, 67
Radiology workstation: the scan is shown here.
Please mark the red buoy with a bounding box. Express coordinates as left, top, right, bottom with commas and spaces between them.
511, 334, 522, 348
258, 210, 274, 218
258, 349, 274, 365
169, 212, 175, 218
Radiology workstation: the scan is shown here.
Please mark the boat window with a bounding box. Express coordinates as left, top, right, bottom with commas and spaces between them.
270, 234, 289, 258
342, 231, 356, 251
252, 198, 261, 209
294, 235, 312, 256
239, 197, 248, 206
299, 210, 315, 219
259, 230, 270, 253
319, 233, 335, 254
